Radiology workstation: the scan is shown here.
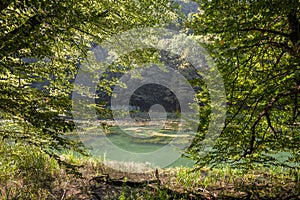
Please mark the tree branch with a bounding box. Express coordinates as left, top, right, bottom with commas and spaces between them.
265, 112, 277, 135
245, 85, 300, 156
287, 11, 300, 46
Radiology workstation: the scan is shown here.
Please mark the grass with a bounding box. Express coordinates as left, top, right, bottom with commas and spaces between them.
173, 165, 300, 199
0, 142, 60, 199
0, 142, 299, 199
0, 142, 104, 200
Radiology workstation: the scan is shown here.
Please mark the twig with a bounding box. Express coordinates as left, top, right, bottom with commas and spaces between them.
60, 189, 67, 200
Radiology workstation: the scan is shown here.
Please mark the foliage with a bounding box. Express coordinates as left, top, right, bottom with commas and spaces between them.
175, 166, 300, 199
0, 0, 178, 171
0, 141, 106, 199
0, 142, 59, 199
187, 0, 300, 168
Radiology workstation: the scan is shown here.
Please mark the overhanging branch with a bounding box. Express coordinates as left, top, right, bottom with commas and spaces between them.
245, 85, 300, 156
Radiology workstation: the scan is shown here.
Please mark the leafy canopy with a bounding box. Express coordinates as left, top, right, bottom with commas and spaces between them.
0, 0, 177, 172
187, 0, 300, 168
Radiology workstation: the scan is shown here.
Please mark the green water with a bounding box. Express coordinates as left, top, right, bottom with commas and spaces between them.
70, 123, 195, 168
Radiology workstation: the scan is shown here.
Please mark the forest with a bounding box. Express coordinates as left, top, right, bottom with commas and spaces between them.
0, 0, 299, 199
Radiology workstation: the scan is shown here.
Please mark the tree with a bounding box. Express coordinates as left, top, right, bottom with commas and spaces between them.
187, 0, 300, 167
0, 0, 177, 172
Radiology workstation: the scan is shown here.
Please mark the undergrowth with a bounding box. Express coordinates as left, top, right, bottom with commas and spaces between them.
0, 142, 59, 199
0, 142, 299, 199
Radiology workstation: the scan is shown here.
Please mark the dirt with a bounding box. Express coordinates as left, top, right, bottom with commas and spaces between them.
51, 163, 300, 200
53, 164, 201, 200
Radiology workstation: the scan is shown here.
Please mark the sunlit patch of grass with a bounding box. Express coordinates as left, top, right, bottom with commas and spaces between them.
0, 141, 60, 199
0, 142, 108, 199
1, 140, 299, 199
173, 165, 300, 199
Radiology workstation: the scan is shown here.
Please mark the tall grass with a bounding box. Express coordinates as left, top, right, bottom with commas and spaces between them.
0, 142, 59, 199
174, 165, 299, 199
1, 140, 299, 199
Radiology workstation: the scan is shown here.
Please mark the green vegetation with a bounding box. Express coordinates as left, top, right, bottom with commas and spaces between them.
1, 144, 298, 199
0, 142, 59, 199
187, 0, 300, 168
0, 143, 105, 199
0, 0, 299, 199
0, 0, 177, 169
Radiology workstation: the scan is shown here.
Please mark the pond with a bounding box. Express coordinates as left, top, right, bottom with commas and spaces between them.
69, 120, 195, 170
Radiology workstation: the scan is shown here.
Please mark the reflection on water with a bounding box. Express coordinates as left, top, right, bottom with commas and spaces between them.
69, 120, 195, 168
